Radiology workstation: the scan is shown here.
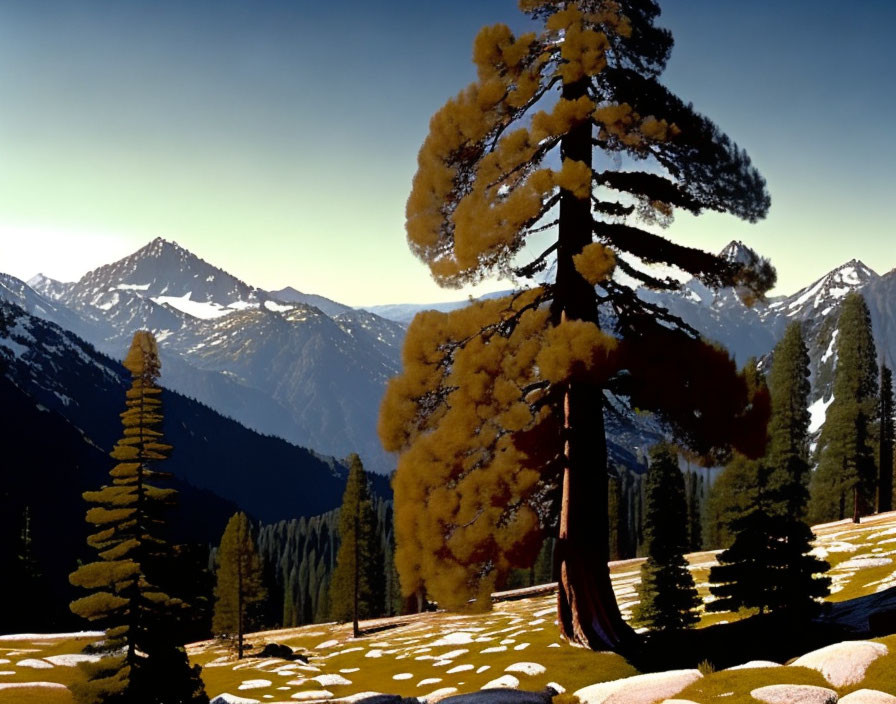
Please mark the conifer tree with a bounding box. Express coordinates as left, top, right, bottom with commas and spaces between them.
69, 330, 207, 704
709, 328, 830, 617
213, 512, 266, 659
633, 445, 700, 631
703, 453, 761, 550
380, 0, 772, 650
810, 293, 879, 523
329, 455, 384, 635
765, 322, 811, 518
879, 364, 894, 513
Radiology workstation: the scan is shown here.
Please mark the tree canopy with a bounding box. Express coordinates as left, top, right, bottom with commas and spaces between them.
381, 0, 772, 650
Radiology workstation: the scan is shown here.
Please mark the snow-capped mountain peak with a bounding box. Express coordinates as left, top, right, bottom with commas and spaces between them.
27, 273, 72, 300
719, 240, 760, 266
768, 259, 878, 319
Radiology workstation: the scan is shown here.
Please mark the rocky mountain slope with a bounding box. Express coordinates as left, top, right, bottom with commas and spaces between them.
0, 298, 388, 526
12, 238, 896, 475
26, 238, 402, 472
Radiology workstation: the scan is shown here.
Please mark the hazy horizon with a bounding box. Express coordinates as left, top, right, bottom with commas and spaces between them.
1, 0, 894, 306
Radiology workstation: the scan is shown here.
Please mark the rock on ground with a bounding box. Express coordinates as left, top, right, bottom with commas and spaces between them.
439, 689, 553, 703
210, 695, 261, 704
751, 684, 839, 704
727, 660, 782, 670
573, 669, 702, 704
790, 640, 888, 688
839, 690, 896, 704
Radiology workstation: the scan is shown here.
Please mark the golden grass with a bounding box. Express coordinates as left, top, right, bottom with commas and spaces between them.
675, 665, 833, 704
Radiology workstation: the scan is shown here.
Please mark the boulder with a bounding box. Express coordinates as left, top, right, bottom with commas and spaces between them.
573, 669, 702, 704
350, 695, 420, 704
839, 691, 896, 704
210, 695, 261, 704
255, 642, 308, 662
790, 640, 888, 688
439, 689, 553, 704
751, 684, 838, 704
727, 661, 782, 670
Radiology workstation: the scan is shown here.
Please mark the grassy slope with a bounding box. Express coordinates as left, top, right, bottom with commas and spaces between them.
2, 511, 896, 703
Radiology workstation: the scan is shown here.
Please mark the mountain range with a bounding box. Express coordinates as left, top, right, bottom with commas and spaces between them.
4, 237, 896, 483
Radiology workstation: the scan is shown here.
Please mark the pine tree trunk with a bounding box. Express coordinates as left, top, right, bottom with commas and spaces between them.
352, 511, 360, 638
552, 78, 633, 652
853, 485, 861, 524
238, 557, 244, 659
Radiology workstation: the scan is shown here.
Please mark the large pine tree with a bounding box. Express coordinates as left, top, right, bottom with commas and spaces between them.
329, 454, 384, 637
69, 330, 207, 704
213, 512, 266, 659
709, 326, 830, 618
379, 0, 772, 651
633, 445, 700, 631
810, 292, 879, 524
765, 323, 811, 518
880, 364, 894, 513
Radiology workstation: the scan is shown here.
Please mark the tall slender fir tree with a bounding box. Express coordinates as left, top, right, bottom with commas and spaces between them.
213, 512, 266, 659
69, 330, 207, 704
329, 454, 384, 637
880, 364, 894, 513
709, 327, 830, 617
633, 445, 700, 631
810, 293, 879, 523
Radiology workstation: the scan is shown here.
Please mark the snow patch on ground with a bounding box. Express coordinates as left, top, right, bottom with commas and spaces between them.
45, 653, 101, 666
16, 658, 53, 669
0, 682, 69, 690
481, 674, 520, 689
0, 631, 103, 641
505, 662, 546, 676
430, 632, 475, 647
238, 679, 272, 690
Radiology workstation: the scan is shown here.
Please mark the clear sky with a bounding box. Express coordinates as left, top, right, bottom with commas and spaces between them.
0, 0, 893, 306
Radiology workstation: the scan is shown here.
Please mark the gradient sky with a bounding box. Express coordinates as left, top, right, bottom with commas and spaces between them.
0, 0, 894, 306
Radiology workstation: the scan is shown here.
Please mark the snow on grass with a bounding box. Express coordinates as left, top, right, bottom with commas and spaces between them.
289, 690, 333, 700
838, 557, 893, 570
0, 632, 103, 641
482, 674, 520, 689
505, 662, 546, 676
16, 658, 53, 669
312, 674, 352, 687
430, 632, 475, 647
237, 679, 272, 690
0, 681, 69, 689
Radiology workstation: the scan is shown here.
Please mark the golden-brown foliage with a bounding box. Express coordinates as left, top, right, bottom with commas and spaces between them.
382, 291, 557, 608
